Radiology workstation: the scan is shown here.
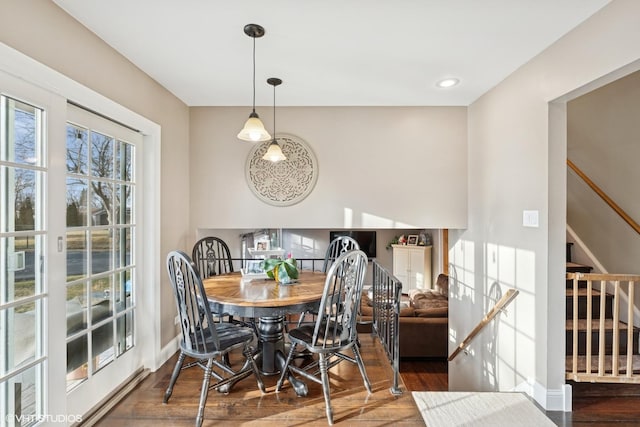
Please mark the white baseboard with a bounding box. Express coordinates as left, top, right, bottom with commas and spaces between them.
154, 335, 180, 371
76, 368, 150, 426
513, 378, 572, 412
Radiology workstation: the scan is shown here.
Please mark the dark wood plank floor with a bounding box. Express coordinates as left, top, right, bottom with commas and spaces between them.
399, 358, 448, 392
549, 381, 640, 427
96, 334, 427, 426
94, 334, 640, 426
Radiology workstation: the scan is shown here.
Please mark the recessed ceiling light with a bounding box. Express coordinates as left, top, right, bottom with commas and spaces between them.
436, 78, 460, 88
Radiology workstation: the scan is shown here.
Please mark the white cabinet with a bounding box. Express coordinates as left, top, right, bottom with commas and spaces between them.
392, 245, 432, 291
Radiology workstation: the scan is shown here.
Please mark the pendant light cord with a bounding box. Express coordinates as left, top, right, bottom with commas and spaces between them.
252, 36, 256, 114
272, 82, 276, 138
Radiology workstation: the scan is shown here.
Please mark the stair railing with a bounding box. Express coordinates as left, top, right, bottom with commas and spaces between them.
449, 288, 519, 361
370, 261, 402, 395
567, 272, 640, 383
567, 159, 640, 235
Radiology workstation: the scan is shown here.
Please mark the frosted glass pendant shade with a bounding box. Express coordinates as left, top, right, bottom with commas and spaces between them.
238, 113, 271, 142
262, 140, 286, 162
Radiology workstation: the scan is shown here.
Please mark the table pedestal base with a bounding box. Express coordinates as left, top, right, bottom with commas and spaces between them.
257, 316, 308, 396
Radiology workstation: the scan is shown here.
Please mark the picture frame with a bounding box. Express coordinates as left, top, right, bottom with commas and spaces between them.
407, 234, 419, 246
255, 238, 270, 251
244, 260, 265, 274
241, 260, 269, 280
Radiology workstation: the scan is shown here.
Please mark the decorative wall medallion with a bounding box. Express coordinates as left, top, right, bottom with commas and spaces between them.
245, 133, 318, 206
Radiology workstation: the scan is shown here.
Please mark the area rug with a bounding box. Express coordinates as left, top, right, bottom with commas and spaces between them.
412, 391, 556, 427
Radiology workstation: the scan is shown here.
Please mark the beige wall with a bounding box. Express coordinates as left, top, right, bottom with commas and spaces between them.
449, 0, 640, 410
189, 106, 468, 232
567, 70, 640, 275
0, 0, 191, 348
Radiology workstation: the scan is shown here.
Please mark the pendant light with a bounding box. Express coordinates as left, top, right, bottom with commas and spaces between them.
263, 78, 286, 162
237, 24, 271, 142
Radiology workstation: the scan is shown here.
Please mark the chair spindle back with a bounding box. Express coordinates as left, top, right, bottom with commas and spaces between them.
322, 235, 360, 273
167, 250, 219, 353
314, 249, 368, 348
192, 237, 234, 278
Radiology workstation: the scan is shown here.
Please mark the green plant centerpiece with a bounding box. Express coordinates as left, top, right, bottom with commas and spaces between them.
261, 257, 299, 284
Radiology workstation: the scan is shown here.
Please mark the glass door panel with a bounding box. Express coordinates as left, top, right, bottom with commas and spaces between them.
65, 106, 138, 392
1, 95, 46, 426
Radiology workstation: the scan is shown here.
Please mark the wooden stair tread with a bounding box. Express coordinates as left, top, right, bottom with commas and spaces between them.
566, 318, 639, 331
567, 262, 594, 273
566, 355, 640, 374
566, 288, 604, 297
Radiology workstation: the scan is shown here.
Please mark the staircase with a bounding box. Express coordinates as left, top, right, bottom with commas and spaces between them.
565, 244, 640, 382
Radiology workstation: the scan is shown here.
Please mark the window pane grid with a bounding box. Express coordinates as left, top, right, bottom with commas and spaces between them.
0, 166, 45, 234
0, 161, 47, 172
0, 299, 44, 375
66, 125, 88, 175
1, 95, 46, 424
0, 293, 46, 312
1, 97, 45, 167
116, 311, 134, 357
65, 121, 135, 391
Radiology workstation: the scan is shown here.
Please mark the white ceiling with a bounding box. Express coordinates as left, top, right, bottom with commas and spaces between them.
52, 0, 610, 107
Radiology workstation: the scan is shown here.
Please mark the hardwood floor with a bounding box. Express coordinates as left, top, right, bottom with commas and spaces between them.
549, 381, 640, 427
95, 334, 429, 426
94, 334, 640, 426
399, 358, 448, 392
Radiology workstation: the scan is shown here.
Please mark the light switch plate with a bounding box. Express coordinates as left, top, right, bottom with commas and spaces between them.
523, 210, 539, 228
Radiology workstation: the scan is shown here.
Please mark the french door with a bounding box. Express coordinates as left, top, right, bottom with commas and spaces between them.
64, 105, 142, 413
1, 69, 146, 424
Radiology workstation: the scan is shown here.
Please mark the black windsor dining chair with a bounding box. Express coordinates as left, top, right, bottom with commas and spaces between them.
275, 249, 372, 425
192, 236, 257, 333
191, 236, 234, 278
296, 235, 360, 328
164, 250, 265, 427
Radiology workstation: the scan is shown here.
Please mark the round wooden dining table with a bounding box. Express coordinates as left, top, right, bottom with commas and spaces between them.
203, 270, 326, 396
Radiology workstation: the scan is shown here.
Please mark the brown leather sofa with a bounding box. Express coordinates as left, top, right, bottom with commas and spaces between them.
357, 274, 449, 359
